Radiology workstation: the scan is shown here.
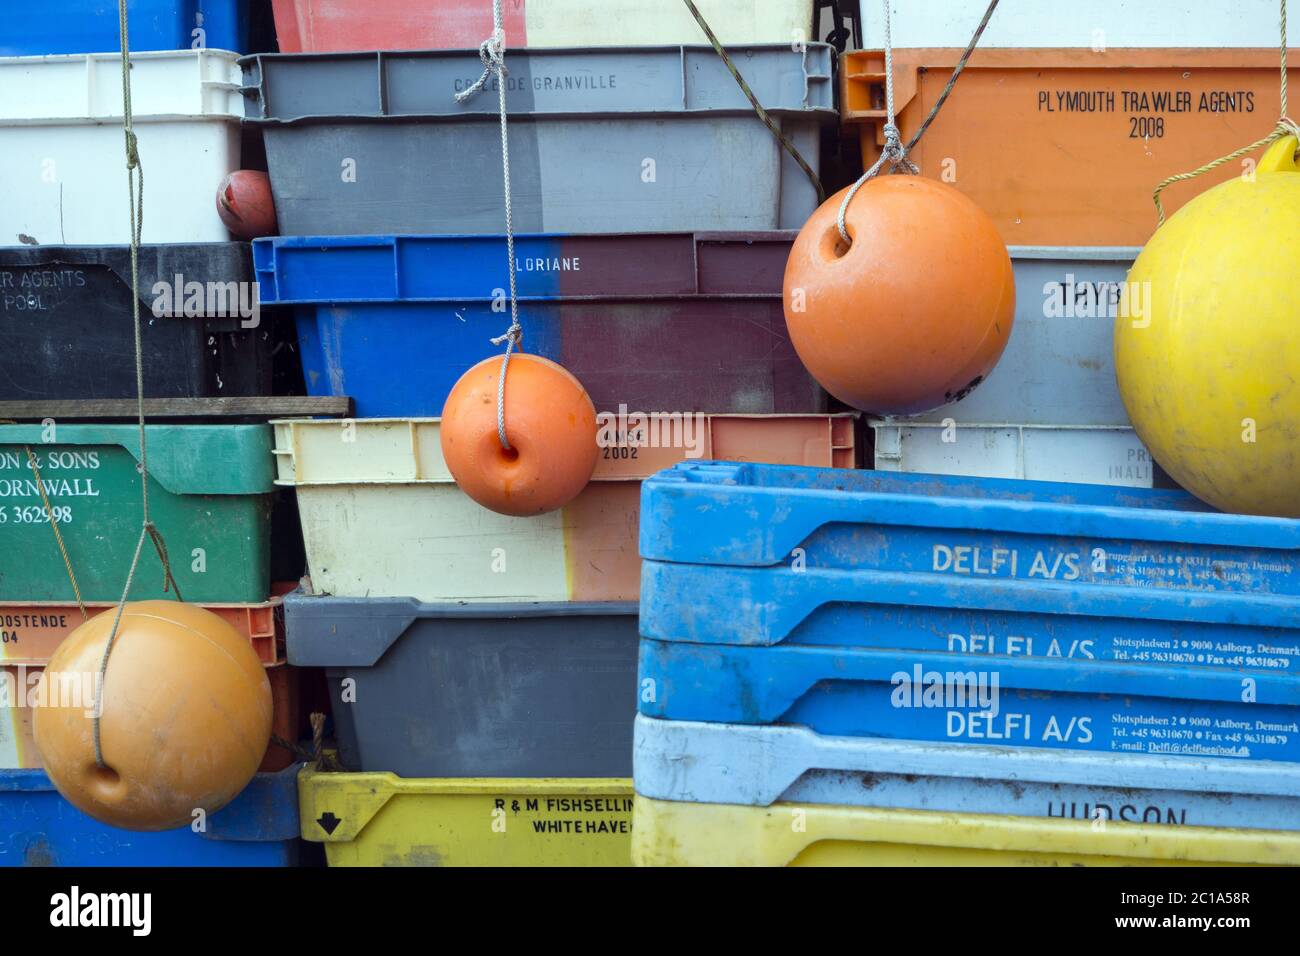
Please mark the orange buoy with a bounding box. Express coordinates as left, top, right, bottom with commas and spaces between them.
33, 601, 272, 832
783, 177, 1016, 415
216, 170, 278, 240
441, 353, 598, 517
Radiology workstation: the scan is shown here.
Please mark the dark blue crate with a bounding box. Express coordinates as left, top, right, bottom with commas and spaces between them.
0, 764, 302, 867
0, 1, 249, 55
637, 640, 1300, 762
252, 233, 823, 418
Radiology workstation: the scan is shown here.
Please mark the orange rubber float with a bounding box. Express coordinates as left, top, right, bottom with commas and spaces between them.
216, 170, 278, 239
33, 601, 272, 832
441, 353, 599, 517
783, 176, 1016, 415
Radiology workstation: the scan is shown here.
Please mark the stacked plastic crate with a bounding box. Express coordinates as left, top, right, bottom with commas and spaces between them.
0, 1, 305, 867
634, 464, 1300, 865
256, 0, 863, 867
632, 0, 1300, 866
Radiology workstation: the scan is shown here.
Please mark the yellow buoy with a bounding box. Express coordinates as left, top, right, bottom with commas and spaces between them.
1115, 135, 1300, 517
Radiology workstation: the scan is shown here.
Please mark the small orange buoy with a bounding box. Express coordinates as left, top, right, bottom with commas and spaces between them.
33, 601, 272, 832
216, 170, 278, 240
441, 353, 598, 517
783, 177, 1016, 415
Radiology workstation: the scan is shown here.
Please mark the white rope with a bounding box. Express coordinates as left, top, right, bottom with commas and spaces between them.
457, 0, 521, 451
837, 0, 917, 245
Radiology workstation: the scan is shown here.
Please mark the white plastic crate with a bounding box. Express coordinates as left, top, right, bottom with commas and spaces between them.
871, 421, 1156, 488
863, 1, 1285, 47
0, 50, 242, 245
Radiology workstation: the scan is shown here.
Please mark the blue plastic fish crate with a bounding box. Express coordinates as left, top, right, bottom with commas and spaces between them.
252, 233, 824, 418
639, 462, 1300, 670
638, 640, 1300, 761
633, 715, 1300, 830
0, 1, 250, 56
0, 764, 302, 867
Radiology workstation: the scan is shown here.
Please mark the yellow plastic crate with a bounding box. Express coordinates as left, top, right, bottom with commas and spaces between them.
299, 768, 633, 867
632, 797, 1300, 867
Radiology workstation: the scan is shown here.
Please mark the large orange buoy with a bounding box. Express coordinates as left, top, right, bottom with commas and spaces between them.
441, 353, 598, 517
33, 601, 272, 832
783, 177, 1016, 415
216, 170, 278, 239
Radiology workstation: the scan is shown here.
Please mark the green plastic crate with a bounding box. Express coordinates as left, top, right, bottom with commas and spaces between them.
0, 425, 274, 603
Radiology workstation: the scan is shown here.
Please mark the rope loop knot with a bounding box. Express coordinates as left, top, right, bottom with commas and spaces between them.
879, 123, 918, 175
457, 28, 507, 103
490, 322, 523, 349
124, 129, 140, 170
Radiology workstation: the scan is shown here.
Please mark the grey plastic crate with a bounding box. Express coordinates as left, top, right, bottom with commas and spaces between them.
284, 592, 639, 777
899, 247, 1142, 426
240, 45, 835, 235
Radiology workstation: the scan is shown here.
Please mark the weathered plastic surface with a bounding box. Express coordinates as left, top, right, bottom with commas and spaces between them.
273, 415, 856, 484
0, 244, 267, 401
254, 232, 823, 416
284, 593, 638, 776
0, 597, 282, 664
871, 423, 1157, 487
271, 0, 814, 52
642, 556, 1300, 669
0, 661, 300, 772
638, 462, 1300, 593
909, 248, 1141, 426
298, 482, 641, 601
0, 763, 301, 867
632, 797, 1300, 866
299, 768, 633, 867
634, 716, 1300, 830
241, 46, 833, 234
0, 1, 250, 56
843, 48, 1296, 245
0, 424, 274, 602
0, 51, 242, 244
285, 418, 853, 602
638, 639, 1300, 761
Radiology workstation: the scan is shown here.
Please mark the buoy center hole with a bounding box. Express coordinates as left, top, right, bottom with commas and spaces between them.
821, 227, 852, 261
499, 446, 521, 464
90, 764, 124, 799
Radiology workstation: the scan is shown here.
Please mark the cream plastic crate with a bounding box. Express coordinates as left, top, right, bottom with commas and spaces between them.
273, 414, 856, 602
0, 50, 242, 244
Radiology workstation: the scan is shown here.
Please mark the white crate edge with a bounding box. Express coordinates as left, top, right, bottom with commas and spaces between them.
861, 0, 1287, 48
870, 421, 1155, 487
0, 49, 244, 123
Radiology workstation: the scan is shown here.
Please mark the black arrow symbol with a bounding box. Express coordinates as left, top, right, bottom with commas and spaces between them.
317, 811, 342, 835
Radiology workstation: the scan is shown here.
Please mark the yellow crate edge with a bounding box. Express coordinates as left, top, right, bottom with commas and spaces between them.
632, 796, 1300, 867
298, 767, 633, 843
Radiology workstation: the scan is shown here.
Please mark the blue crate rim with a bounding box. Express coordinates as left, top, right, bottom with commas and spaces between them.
640, 460, 1300, 557
632, 714, 1300, 802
